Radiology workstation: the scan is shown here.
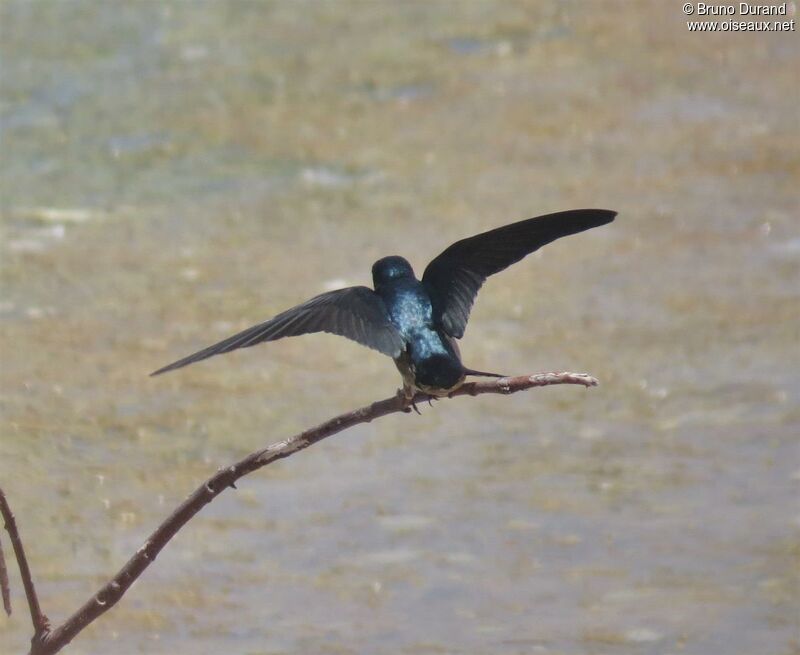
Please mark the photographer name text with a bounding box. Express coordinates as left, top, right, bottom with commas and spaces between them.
690, 2, 790, 14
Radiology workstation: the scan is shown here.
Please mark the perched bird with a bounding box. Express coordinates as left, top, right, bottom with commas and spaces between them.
152, 209, 615, 406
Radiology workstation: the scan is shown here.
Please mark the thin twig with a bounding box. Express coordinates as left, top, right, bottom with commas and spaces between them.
13, 371, 597, 655
0, 531, 11, 616
0, 488, 49, 639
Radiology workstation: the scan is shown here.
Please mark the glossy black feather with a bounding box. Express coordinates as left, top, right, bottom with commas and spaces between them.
422, 209, 616, 338
151, 286, 403, 376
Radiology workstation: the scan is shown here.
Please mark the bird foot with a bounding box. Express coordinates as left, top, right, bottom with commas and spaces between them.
396, 388, 422, 414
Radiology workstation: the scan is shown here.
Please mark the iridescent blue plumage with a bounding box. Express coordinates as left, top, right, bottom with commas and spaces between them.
372, 256, 465, 395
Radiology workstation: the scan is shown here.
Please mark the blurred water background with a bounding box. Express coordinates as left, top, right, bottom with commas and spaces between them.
1, 2, 798, 654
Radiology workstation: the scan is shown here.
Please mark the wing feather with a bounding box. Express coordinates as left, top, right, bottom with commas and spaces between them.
151, 286, 403, 375
422, 209, 616, 338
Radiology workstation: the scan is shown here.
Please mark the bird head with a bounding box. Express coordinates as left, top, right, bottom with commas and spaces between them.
372, 256, 415, 288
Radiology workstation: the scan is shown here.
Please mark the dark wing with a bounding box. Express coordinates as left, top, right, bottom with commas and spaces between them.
151, 286, 404, 376
421, 209, 616, 339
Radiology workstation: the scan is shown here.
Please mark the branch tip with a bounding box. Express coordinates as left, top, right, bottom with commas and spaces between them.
0, 487, 48, 637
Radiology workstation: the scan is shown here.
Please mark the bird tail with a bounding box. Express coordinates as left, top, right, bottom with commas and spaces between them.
462, 367, 506, 378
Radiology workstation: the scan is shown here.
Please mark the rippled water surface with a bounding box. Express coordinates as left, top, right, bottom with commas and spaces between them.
1, 2, 798, 654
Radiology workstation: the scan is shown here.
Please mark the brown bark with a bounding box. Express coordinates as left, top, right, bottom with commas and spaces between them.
0, 372, 597, 654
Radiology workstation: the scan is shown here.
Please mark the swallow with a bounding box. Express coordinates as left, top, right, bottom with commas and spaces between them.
152, 209, 615, 407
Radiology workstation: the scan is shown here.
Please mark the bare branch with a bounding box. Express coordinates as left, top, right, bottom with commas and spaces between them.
16, 371, 597, 655
0, 487, 50, 640
0, 531, 11, 616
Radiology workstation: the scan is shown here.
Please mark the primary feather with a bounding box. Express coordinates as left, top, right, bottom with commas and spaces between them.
422, 209, 616, 338
151, 286, 403, 376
